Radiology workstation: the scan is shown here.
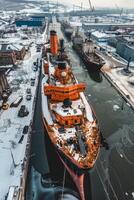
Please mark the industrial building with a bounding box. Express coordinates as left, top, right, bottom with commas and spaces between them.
108, 37, 134, 61
91, 31, 115, 42
0, 43, 26, 66
83, 22, 134, 31
116, 38, 134, 61
12, 44, 26, 60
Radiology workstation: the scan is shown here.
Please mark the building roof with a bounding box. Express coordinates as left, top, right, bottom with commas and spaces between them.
91, 31, 115, 39
0, 43, 24, 52
0, 65, 13, 71
92, 31, 107, 38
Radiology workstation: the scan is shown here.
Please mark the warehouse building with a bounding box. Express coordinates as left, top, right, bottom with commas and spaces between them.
116, 38, 134, 61
0, 43, 26, 66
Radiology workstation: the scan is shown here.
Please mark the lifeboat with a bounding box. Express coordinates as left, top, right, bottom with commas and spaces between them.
41, 30, 100, 200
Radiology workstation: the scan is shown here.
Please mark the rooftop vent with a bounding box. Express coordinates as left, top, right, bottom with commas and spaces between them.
63, 98, 72, 108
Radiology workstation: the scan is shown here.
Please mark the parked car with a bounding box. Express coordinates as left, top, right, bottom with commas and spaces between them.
3, 87, 12, 96
31, 81, 35, 86
2, 102, 9, 110
31, 78, 35, 86
32, 66, 38, 72
23, 125, 29, 134
18, 105, 29, 117
31, 78, 35, 81
26, 94, 32, 101
36, 47, 41, 52
26, 88, 31, 94
33, 61, 37, 66
2, 92, 8, 101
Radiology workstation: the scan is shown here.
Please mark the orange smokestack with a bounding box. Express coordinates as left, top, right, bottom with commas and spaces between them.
50, 30, 58, 55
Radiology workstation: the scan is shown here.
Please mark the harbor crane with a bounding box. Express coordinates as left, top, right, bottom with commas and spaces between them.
115, 4, 124, 16
88, 0, 94, 12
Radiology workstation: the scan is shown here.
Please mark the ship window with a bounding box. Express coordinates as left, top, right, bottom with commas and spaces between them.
63, 109, 69, 112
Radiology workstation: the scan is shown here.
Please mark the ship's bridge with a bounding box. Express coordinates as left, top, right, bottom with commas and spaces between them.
52, 101, 83, 117
44, 83, 86, 101
50, 98, 85, 127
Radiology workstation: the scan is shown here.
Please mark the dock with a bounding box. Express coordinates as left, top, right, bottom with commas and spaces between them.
101, 65, 134, 111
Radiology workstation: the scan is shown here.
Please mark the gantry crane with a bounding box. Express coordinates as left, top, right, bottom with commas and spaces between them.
88, 0, 94, 12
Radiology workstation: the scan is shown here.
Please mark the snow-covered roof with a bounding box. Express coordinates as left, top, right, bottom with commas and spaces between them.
0, 43, 24, 52
70, 21, 82, 27
52, 100, 83, 117
83, 22, 134, 26
0, 65, 13, 71
91, 31, 115, 39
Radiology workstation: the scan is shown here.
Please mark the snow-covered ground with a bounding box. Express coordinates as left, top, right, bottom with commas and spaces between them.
19, 4, 44, 14
102, 66, 134, 109
0, 27, 45, 199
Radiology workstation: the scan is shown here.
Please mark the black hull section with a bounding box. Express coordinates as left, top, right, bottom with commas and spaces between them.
73, 45, 103, 72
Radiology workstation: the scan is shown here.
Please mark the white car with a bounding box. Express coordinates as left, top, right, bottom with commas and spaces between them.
26, 94, 32, 101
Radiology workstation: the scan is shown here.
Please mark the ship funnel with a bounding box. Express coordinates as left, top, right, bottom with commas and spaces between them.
50, 30, 58, 55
